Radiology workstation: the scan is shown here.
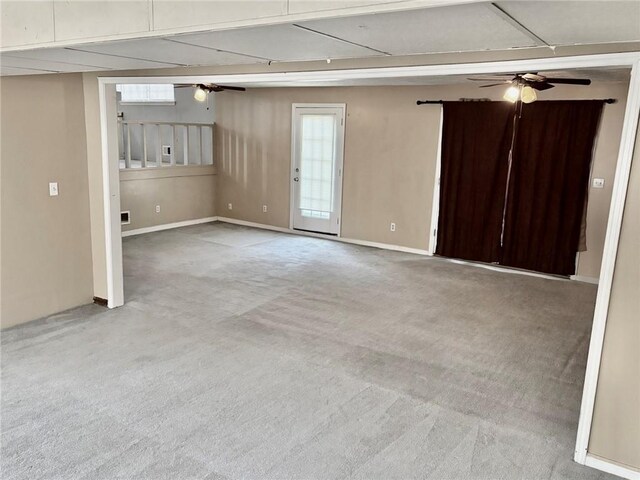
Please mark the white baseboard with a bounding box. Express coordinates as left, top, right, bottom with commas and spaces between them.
585, 454, 640, 480
133, 216, 602, 286
570, 275, 600, 285
216, 217, 290, 234
121, 216, 218, 237
216, 217, 432, 256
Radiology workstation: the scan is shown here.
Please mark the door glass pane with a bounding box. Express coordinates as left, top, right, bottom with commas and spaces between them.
299, 114, 336, 220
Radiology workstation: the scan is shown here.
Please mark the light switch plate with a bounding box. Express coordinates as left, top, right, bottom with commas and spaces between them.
49, 182, 59, 196
592, 178, 605, 189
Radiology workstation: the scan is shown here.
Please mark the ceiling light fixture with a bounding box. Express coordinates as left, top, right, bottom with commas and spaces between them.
520, 85, 537, 104
503, 84, 521, 103
193, 86, 207, 102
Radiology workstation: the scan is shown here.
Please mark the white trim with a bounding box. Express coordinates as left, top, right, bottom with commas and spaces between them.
217, 217, 432, 255
121, 217, 219, 237
574, 58, 640, 466
585, 455, 640, 480
99, 80, 124, 309
215, 217, 607, 283
99, 53, 640, 88
446, 258, 572, 282
428, 105, 444, 255
218, 217, 291, 234
569, 275, 600, 285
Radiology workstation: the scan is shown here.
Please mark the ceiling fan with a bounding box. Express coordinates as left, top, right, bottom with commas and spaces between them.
468, 73, 591, 103
175, 83, 246, 102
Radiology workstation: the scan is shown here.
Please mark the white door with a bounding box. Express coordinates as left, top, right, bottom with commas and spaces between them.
291, 104, 345, 235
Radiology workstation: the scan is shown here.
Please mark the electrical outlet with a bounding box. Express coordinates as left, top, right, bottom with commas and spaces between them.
228, 203, 233, 210
390, 222, 396, 232
263, 205, 268, 213
49, 182, 59, 197
155, 205, 160, 213
592, 178, 605, 189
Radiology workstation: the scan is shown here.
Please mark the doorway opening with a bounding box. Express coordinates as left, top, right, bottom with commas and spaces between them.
97, 53, 640, 476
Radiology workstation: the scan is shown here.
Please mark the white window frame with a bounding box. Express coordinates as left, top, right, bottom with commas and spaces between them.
116, 84, 175, 105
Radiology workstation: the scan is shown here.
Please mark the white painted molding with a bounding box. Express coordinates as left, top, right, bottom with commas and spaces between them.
569, 275, 600, 285
217, 217, 603, 284
121, 217, 218, 237
217, 217, 433, 255
216, 217, 289, 233
428, 105, 444, 255
574, 58, 640, 467
585, 455, 640, 480
101, 53, 640, 88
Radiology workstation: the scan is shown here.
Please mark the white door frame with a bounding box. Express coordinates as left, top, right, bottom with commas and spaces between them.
428, 105, 444, 255
98, 52, 640, 477
289, 103, 346, 235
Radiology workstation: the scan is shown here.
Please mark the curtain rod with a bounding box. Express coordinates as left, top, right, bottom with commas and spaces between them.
416, 99, 617, 105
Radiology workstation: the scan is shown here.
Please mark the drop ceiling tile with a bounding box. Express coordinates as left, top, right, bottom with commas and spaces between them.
0, 54, 104, 73
300, 3, 541, 55
171, 23, 384, 61
0, 65, 54, 76
7, 47, 178, 71
496, 1, 640, 45
76, 38, 262, 66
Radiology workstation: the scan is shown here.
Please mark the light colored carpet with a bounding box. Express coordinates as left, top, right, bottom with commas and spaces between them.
1, 223, 618, 480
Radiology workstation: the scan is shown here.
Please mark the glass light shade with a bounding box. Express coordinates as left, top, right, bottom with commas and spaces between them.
503, 85, 520, 103
193, 87, 207, 102
521, 85, 537, 104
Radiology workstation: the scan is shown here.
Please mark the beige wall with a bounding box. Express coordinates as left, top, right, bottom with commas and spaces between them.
215, 81, 628, 278
0, 74, 93, 328
120, 166, 216, 231
588, 126, 640, 471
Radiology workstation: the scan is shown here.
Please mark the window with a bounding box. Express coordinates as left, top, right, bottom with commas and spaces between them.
117, 84, 175, 104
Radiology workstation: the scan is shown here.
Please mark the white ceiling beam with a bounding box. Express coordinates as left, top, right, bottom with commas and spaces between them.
100, 52, 640, 85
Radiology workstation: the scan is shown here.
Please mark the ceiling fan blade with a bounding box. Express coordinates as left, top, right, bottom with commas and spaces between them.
467, 76, 513, 81
479, 83, 510, 88
215, 85, 246, 92
545, 78, 591, 86
530, 81, 555, 91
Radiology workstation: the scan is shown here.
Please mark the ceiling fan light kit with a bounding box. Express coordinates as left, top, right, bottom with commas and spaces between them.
503, 85, 521, 103
193, 86, 207, 102
180, 83, 247, 102
472, 73, 591, 104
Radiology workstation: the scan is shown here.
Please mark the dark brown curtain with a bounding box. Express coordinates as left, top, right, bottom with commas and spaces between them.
501, 100, 604, 275
436, 101, 515, 263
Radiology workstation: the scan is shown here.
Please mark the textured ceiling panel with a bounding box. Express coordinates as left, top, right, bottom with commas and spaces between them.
171, 23, 384, 61
496, 1, 640, 45
3, 47, 179, 71
76, 38, 263, 66
299, 3, 541, 55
